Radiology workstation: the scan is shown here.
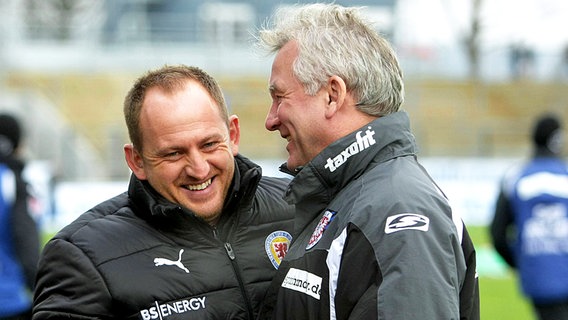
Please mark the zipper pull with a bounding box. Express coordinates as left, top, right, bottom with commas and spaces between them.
212, 226, 219, 239
224, 243, 236, 260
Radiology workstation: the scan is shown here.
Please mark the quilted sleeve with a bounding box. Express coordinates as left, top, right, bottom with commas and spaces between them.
33, 238, 113, 320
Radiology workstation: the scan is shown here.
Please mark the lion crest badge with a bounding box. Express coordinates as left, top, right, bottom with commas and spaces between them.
265, 230, 293, 269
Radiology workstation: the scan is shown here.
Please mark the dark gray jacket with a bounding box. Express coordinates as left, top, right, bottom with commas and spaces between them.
259, 112, 479, 320
33, 155, 294, 320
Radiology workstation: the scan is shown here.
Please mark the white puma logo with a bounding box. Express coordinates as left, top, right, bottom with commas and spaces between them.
154, 249, 190, 273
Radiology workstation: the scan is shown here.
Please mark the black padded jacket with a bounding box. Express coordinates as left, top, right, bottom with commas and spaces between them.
258, 112, 479, 320
33, 154, 295, 320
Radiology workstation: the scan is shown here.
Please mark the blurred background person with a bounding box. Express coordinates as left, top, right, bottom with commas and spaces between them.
0, 113, 40, 320
490, 113, 568, 320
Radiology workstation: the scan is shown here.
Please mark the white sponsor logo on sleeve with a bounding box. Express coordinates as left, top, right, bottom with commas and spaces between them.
385, 213, 430, 234
281, 268, 322, 300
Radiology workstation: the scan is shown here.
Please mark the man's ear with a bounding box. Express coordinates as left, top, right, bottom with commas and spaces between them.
228, 115, 240, 156
124, 144, 147, 180
325, 75, 347, 119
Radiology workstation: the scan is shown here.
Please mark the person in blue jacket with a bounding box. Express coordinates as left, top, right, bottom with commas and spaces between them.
491, 113, 568, 320
0, 113, 40, 320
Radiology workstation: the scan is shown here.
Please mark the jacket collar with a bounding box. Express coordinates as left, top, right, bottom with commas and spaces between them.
284, 111, 416, 205
127, 154, 262, 228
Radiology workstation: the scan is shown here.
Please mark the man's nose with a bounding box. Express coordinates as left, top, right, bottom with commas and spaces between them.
184, 153, 210, 180
265, 107, 280, 131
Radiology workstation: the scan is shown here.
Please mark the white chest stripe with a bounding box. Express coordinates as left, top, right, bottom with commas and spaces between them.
326, 227, 348, 320
451, 208, 464, 244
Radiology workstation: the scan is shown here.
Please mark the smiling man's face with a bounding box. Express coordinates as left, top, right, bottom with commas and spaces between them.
125, 79, 240, 225
265, 40, 331, 171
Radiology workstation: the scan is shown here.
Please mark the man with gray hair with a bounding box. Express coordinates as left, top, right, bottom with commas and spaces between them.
255, 3, 479, 319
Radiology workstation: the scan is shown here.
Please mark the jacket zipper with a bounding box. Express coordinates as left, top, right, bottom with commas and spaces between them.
213, 227, 254, 319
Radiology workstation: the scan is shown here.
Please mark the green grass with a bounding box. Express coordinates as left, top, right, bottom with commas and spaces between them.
480, 276, 533, 320
469, 226, 535, 320
42, 232, 54, 245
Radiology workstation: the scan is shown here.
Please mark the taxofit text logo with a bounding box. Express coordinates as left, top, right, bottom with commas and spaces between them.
140, 297, 206, 319
324, 127, 376, 172
385, 213, 430, 234
265, 230, 293, 269
282, 268, 322, 300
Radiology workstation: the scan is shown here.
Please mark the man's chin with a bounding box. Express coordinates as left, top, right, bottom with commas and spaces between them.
195, 211, 222, 225
184, 202, 223, 225
286, 158, 306, 172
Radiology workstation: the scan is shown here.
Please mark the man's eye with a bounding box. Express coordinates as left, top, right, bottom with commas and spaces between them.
203, 141, 218, 149
270, 91, 283, 102
166, 151, 180, 157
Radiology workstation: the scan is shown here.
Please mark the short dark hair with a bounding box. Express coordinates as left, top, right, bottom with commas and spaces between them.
532, 113, 562, 147
124, 65, 228, 151
0, 113, 22, 156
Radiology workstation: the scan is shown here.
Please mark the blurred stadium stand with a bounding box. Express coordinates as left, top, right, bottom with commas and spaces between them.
0, 0, 566, 228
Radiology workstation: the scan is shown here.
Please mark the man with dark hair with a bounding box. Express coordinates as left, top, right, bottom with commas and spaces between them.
33, 65, 294, 319
491, 113, 568, 320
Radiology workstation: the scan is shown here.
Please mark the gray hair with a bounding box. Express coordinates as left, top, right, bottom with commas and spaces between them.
256, 3, 404, 116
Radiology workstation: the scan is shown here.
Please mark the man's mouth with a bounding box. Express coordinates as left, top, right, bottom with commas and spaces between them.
185, 178, 212, 191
